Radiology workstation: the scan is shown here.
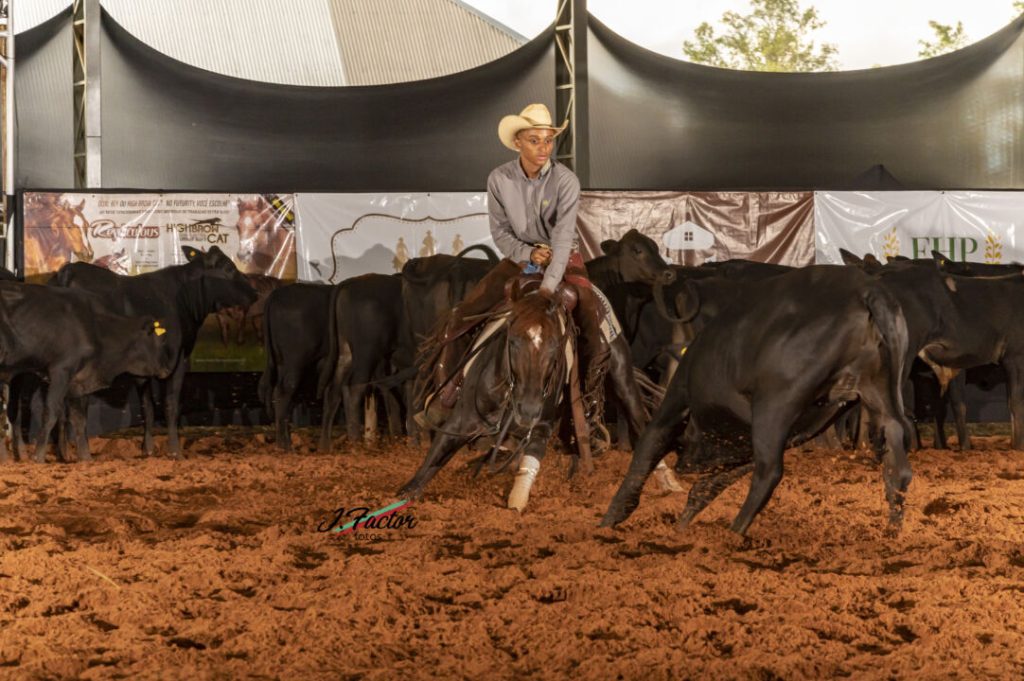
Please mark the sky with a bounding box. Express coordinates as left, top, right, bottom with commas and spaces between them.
463, 0, 1021, 70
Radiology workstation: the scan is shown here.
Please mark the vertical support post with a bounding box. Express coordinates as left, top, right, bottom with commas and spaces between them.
0, 0, 14, 273
73, 0, 101, 189
554, 0, 588, 186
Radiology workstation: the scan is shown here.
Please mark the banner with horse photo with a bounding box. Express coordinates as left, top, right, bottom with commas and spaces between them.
576, 191, 816, 267
21, 192, 297, 372
294, 193, 498, 283
814, 191, 1024, 265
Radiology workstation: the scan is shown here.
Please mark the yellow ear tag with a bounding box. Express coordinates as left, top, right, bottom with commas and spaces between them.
155, 327, 167, 336
153, 321, 161, 328
680, 346, 688, 357
189, 250, 197, 258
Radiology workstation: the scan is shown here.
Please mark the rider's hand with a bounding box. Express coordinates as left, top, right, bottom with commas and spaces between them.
531, 245, 552, 266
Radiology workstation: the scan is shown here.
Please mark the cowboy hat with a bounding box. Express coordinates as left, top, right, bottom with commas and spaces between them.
498, 103, 568, 151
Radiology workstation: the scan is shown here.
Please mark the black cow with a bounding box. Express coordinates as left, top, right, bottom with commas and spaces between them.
602, 266, 913, 535
53, 246, 257, 457
318, 273, 405, 450
258, 282, 334, 451
0, 283, 174, 462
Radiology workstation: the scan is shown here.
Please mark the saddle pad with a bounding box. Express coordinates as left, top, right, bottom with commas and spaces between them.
590, 284, 622, 344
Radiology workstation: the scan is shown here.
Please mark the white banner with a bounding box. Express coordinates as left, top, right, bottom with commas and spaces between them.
295, 193, 497, 283
815, 191, 1024, 265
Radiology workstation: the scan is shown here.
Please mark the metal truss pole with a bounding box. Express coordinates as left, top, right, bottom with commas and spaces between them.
554, 0, 588, 186
0, 0, 14, 272
73, 0, 101, 189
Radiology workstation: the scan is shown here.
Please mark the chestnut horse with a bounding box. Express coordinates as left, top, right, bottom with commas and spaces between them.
234, 197, 295, 278
23, 196, 94, 276
399, 282, 579, 511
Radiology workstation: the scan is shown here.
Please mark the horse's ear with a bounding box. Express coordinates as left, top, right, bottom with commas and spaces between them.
506, 277, 523, 301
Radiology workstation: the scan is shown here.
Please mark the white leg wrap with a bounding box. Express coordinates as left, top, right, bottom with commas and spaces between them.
654, 459, 685, 493
507, 454, 541, 512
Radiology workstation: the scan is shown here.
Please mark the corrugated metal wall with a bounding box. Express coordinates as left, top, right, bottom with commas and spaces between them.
327, 0, 523, 85
102, 0, 346, 86
13, 0, 69, 34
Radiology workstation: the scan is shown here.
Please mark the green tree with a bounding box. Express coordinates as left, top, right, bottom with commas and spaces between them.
682, 0, 839, 72
917, 20, 968, 58
1015, 1, 1024, 15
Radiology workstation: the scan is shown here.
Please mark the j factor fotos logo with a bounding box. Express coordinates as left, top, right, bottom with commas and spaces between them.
316, 499, 418, 540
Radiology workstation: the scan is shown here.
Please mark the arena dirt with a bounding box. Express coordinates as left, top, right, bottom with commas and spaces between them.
1, 429, 1023, 679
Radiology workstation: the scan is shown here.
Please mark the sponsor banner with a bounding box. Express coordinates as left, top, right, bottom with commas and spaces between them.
296, 191, 816, 284
294, 193, 495, 282
815, 191, 1023, 264
22, 192, 297, 372
577, 191, 816, 266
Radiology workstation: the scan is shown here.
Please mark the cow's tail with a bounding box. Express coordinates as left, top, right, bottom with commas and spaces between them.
317, 283, 343, 399
863, 284, 909, 423
257, 300, 275, 413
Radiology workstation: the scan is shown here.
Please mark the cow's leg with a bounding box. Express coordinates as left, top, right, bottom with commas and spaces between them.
932, 391, 949, 450
33, 370, 71, 463
948, 372, 971, 451
730, 398, 800, 536
383, 384, 403, 437
272, 370, 298, 452
164, 360, 188, 459
237, 310, 247, 345
398, 415, 471, 499
679, 463, 754, 529
69, 396, 91, 462
140, 380, 156, 456
600, 379, 689, 527
859, 383, 913, 529
1007, 359, 1024, 450
55, 405, 69, 463
343, 383, 366, 442
319, 343, 352, 453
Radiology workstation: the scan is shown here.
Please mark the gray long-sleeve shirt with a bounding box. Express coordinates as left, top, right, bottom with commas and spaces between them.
486, 158, 581, 292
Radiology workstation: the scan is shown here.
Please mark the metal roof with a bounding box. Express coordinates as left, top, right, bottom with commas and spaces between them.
21, 0, 528, 87
103, 0, 347, 86
327, 0, 525, 85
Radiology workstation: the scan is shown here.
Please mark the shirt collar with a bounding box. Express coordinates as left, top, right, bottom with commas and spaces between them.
517, 158, 554, 180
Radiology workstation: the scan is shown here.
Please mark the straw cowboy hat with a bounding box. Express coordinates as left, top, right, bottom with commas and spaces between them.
498, 103, 568, 151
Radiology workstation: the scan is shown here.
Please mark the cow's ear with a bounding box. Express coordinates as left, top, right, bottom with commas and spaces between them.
839, 249, 863, 266
207, 245, 226, 259
600, 239, 620, 255
931, 250, 953, 269
182, 246, 202, 262
863, 253, 881, 267
673, 280, 701, 323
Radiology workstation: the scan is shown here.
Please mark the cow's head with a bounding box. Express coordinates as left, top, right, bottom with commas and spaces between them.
505, 289, 569, 428
183, 245, 258, 310
122, 317, 176, 379
600, 229, 670, 284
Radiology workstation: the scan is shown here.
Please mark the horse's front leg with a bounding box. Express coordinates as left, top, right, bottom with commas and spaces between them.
507, 423, 553, 512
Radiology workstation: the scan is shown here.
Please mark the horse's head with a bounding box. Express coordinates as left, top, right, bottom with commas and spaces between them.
504, 286, 571, 428
55, 198, 93, 263
235, 196, 274, 265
